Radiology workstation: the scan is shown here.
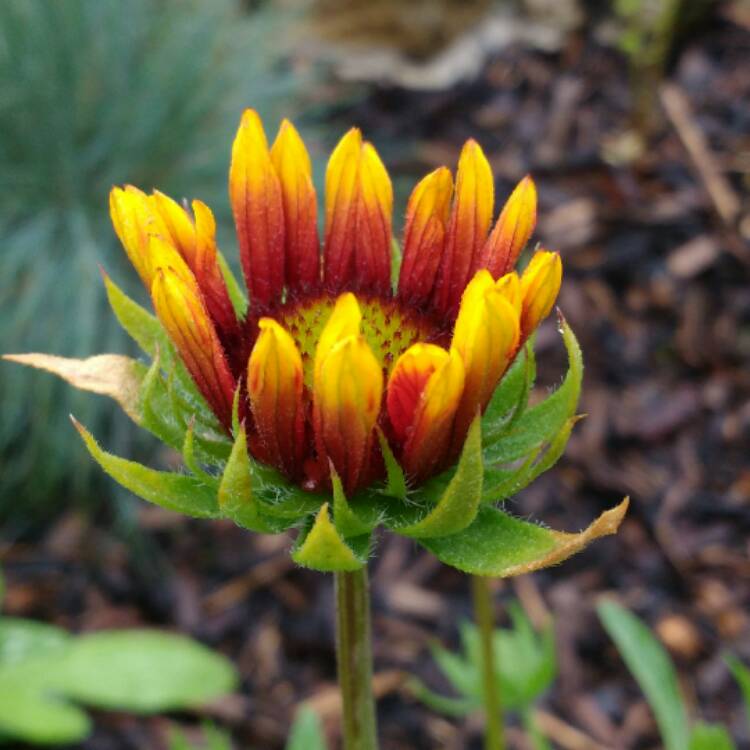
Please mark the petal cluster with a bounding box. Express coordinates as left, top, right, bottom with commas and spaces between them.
109, 109, 563, 494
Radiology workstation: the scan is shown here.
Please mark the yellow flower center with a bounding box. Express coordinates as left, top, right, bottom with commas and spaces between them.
277, 295, 439, 387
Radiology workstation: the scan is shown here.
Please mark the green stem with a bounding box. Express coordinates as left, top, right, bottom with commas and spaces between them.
471, 574, 504, 750
335, 567, 378, 750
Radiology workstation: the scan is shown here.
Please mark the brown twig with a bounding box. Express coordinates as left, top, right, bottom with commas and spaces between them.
660, 83, 742, 228
202, 553, 294, 614
533, 709, 615, 750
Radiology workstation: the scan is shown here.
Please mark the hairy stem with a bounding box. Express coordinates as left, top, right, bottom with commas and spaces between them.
335, 567, 378, 749
472, 574, 504, 750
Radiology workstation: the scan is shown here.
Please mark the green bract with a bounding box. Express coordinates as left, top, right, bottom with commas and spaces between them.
7, 275, 627, 574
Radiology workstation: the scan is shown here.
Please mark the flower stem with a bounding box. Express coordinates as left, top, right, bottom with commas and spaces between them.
471, 574, 505, 750
335, 567, 378, 750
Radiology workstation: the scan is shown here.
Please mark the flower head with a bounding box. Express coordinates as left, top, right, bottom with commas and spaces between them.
106, 109, 561, 495
8, 108, 628, 575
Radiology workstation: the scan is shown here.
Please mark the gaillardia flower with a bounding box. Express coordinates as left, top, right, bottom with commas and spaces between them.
7, 110, 627, 574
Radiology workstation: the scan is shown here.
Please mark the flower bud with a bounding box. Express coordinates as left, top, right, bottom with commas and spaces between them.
247, 319, 305, 479
432, 139, 494, 316
387, 344, 465, 481
479, 175, 537, 278
451, 269, 520, 448
150, 259, 236, 430
312, 299, 383, 493
520, 250, 562, 339
230, 108, 285, 309
270, 119, 320, 295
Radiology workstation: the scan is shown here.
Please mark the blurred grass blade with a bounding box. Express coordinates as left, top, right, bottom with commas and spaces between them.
0, 0, 311, 520
726, 655, 750, 728
597, 600, 690, 750
286, 706, 328, 750
688, 722, 736, 750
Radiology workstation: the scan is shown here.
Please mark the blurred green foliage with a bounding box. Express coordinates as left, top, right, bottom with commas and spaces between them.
0, 618, 237, 745
598, 599, 748, 750
0, 0, 306, 522
285, 707, 328, 750
168, 724, 234, 750
409, 602, 555, 749
612, 0, 715, 131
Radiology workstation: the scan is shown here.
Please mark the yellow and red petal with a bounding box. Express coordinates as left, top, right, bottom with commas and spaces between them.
495, 270, 522, 310
150, 190, 198, 267
431, 140, 494, 317
191, 199, 240, 345
323, 130, 393, 294
313, 334, 383, 494
144, 234, 194, 288
247, 318, 306, 479
479, 175, 537, 278
313, 292, 362, 385
401, 347, 465, 481
229, 108, 285, 309
270, 119, 320, 295
519, 250, 562, 339
110, 185, 169, 287
323, 128, 362, 293
386, 343, 450, 444
451, 269, 520, 448
398, 167, 453, 307
150, 262, 236, 431
354, 141, 393, 294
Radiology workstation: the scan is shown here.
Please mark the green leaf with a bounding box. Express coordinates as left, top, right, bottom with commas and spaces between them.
218, 425, 292, 534
597, 600, 690, 750
429, 632, 479, 700
412, 603, 555, 718
482, 415, 582, 502
393, 415, 483, 539
421, 499, 628, 577
726, 655, 750, 728
482, 340, 536, 438
104, 274, 214, 419
49, 630, 237, 713
168, 723, 233, 750
494, 604, 556, 709
390, 237, 402, 291
331, 468, 373, 537
104, 274, 171, 361
74, 419, 221, 518
0, 620, 237, 746
286, 706, 328, 750
292, 503, 366, 572
407, 676, 479, 717
140, 353, 189, 450
377, 428, 407, 501
522, 708, 553, 750
0, 684, 91, 745
483, 317, 582, 468
0, 618, 70, 667
456, 613, 555, 712
217, 250, 247, 318
182, 422, 217, 483
688, 723, 736, 750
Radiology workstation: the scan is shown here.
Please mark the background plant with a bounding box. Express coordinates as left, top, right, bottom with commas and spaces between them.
598, 599, 749, 749
0, 0, 305, 523
409, 601, 556, 750
612, 0, 715, 131
0, 566, 237, 746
